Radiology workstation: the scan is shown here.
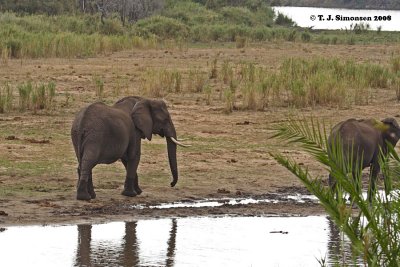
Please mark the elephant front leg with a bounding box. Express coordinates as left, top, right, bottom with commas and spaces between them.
134, 173, 142, 195
88, 174, 96, 199
122, 158, 140, 197
368, 163, 380, 203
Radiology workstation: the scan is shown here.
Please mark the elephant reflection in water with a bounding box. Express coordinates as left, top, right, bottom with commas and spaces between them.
74, 219, 178, 267
326, 218, 361, 264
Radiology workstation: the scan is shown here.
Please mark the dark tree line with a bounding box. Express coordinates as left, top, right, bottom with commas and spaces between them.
85, 0, 164, 25
0, 0, 164, 24
0, 0, 77, 14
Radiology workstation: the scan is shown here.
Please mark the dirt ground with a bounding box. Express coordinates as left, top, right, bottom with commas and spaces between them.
0, 42, 399, 226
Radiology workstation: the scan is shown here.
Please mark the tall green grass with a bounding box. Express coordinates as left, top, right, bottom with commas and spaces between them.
92, 76, 105, 100
141, 68, 184, 97
0, 13, 158, 59
272, 118, 400, 266
17, 81, 56, 113
0, 83, 13, 113
218, 58, 395, 110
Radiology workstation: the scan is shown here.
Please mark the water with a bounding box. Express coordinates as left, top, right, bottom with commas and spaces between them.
134, 193, 319, 209
133, 190, 395, 210
0, 216, 359, 267
273, 6, 400, 31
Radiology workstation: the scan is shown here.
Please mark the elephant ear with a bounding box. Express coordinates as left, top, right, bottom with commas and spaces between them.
382, 118, 400, 139
132, 100, 153, 141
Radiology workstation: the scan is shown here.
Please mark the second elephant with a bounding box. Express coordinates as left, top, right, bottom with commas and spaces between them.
71, 96, 189, 200
328, 117, 400, 201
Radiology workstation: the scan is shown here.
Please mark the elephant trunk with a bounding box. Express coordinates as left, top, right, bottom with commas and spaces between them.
167, 136, 178, 187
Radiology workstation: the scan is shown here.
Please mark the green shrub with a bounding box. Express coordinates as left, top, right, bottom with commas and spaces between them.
5, 38, 22, 58
301, 32, 311, 42
219, 7, 256, 26
99, 19, 124, 35
275, 12, 295, 26
136, 16, 189, 39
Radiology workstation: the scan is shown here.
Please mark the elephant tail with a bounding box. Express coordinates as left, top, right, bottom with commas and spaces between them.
77, 131, 86, 168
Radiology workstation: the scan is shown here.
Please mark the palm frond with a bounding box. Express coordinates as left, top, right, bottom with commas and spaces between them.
271, 116, 400, 265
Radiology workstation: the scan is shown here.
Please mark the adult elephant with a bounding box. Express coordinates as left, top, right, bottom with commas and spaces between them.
71, 96, 189, 200
328, 118, 400, 201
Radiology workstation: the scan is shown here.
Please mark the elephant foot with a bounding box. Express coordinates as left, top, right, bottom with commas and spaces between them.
135, 187, 143, 195
77, 180, 91, 200
89, 191, 96, 199
88, 186, 96, 199
122, 189, 138, 197
77, 191, 91, 201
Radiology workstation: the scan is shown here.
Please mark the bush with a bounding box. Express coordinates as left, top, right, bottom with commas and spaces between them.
275, 12, 295, 27
99, 20, 124, 35
301, 32, 311, 42
286, 29, 297, 42
219, 7, 256, 26
5, 38, 22, 58
135, 16, 189, 39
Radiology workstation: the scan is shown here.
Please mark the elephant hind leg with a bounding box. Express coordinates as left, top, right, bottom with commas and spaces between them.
88, 174, 96, 199
76, 165, 95, 199
77, 159, 96, 201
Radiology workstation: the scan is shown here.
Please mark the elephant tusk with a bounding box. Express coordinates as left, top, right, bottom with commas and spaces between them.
177, 138, 187, 141
170, 137, 191, 147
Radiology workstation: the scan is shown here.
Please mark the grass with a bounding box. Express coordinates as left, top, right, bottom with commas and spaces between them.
272, 117, 400, 266
93, 75, 104, 100
0, 82, 13, 113
188, 68, 208, 92
0, 13, 158, 59
141, 68, 185, 97
16, 81, 57, 113
214, 57, 397, 110
80, 54, 399, 111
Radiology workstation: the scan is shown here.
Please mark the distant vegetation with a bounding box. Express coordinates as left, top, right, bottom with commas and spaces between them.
265, 0, 400, 10
0, 0, 400, 60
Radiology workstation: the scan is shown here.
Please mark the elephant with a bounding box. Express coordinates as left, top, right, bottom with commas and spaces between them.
71, 96, 189, 200
327, 117, 400, 201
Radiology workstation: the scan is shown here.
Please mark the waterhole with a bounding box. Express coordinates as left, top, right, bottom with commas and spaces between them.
0, 216, 360, 267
